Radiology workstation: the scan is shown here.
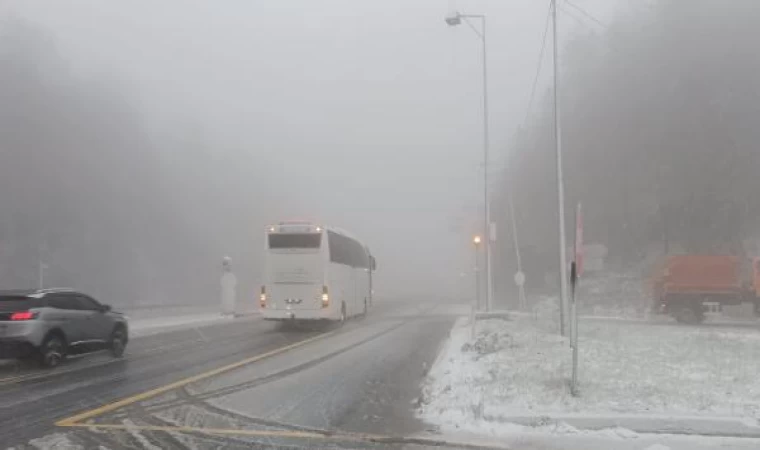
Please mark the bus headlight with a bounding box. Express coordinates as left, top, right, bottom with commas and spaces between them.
321, 286, 329, 308
260, 286, 267, 308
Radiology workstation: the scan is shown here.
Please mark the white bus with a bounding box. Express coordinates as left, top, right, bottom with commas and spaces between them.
260, 221, 375, 324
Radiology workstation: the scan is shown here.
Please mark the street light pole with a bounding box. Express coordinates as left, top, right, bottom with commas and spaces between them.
481, 16, 494, 313
472, 235, 482, 337
37, 239, 47, 290
38, 261, 45, 290
507, 187, 527, 310
445, 12, 493, 311
552, 0, 569, 335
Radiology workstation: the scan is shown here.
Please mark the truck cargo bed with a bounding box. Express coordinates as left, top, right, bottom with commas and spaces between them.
661, 255, 743, 296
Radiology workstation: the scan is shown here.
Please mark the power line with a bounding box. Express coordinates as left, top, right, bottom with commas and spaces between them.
523, 1, 605, 126
559, 3, 590, 29
564, 0, 606, 28
523, 0, 553, 125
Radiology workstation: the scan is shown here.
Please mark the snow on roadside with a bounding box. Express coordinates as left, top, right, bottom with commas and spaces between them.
418, 315, 569, 427
433, 427, 760, 450
419, 312, 760, 437
130, 313, 258, 338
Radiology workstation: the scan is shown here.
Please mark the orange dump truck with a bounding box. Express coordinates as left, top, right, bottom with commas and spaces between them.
652, 255, 760, 323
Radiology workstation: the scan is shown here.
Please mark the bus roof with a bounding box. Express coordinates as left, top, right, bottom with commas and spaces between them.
267, 222, 366, 248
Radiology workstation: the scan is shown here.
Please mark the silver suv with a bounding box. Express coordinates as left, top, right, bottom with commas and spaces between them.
0, 288, 128, 367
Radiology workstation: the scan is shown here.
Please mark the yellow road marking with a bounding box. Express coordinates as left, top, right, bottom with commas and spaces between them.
57, 422, 495, 449
0, 374, 26, 384
57, 423, 401, 446
58, 422, 333, 440
55, 331, 336, 426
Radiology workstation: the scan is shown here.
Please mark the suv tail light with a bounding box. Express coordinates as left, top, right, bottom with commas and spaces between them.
259, 286, 267, 308
321, 286, 329, 308
10, 311, 37, 321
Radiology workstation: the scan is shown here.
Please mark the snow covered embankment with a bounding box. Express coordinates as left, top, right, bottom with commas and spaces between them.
419, 311, 760, 437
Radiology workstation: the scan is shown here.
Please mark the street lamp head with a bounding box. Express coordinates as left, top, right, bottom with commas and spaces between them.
445, 12, 462, 26
473, 235, 482, 245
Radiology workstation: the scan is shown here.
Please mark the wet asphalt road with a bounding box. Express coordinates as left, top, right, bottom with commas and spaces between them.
0, 299, 459, 449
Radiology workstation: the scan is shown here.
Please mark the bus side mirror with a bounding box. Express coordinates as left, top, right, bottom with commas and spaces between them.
370, 256, 376, 271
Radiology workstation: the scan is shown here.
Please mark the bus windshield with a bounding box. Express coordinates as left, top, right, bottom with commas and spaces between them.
268, 233, 322, 249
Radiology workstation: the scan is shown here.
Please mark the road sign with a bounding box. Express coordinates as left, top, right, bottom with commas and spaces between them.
514, 271, 525, 287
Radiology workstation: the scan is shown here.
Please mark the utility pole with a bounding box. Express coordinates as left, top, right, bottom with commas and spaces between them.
445, 11, 492, 311
38, 261, 45, 290
552, 0, 569, 335
37, 237, 48, 290
481, 17, 494, 313
472, 235, 482, 337
508, 187, 527, 310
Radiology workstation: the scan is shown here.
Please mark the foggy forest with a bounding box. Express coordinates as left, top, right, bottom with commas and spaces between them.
0, 19, 277, 305
493, 0, 760, 300
2, 0, 760, 308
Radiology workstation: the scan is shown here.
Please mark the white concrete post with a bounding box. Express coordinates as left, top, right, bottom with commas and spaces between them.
221, 256, 237, 316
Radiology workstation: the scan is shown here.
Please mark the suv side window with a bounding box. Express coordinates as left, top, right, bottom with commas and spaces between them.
75, 295, 102, 311
47, 294, 81, 310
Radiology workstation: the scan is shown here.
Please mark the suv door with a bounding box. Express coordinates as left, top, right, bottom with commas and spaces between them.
46, 294, 91, 346
74, 295, 112, 342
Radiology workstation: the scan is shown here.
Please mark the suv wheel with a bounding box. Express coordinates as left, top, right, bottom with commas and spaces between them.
110, 328, 127, 358
39, 335, 66, 368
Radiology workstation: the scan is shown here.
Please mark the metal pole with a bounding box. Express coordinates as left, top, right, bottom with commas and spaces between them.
508, 188, 526, 310
37, 239, 46, 290
38, 261, 44, 290
480, 16, 493, 312
447, 13, 492, 310
472, 242, 480, 337
570, 258, 579, 395
476, 244, 481, 311
571, 285, 579, 395
552, 0, 569, 336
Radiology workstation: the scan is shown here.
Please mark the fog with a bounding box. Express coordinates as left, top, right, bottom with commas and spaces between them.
6, 3, 760, 444
2, 0, 623, 306
493, 0, 760, 305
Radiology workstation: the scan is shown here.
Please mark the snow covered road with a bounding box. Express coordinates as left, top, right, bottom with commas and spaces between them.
0, 298, 463, 449
6, 301, 760, 449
